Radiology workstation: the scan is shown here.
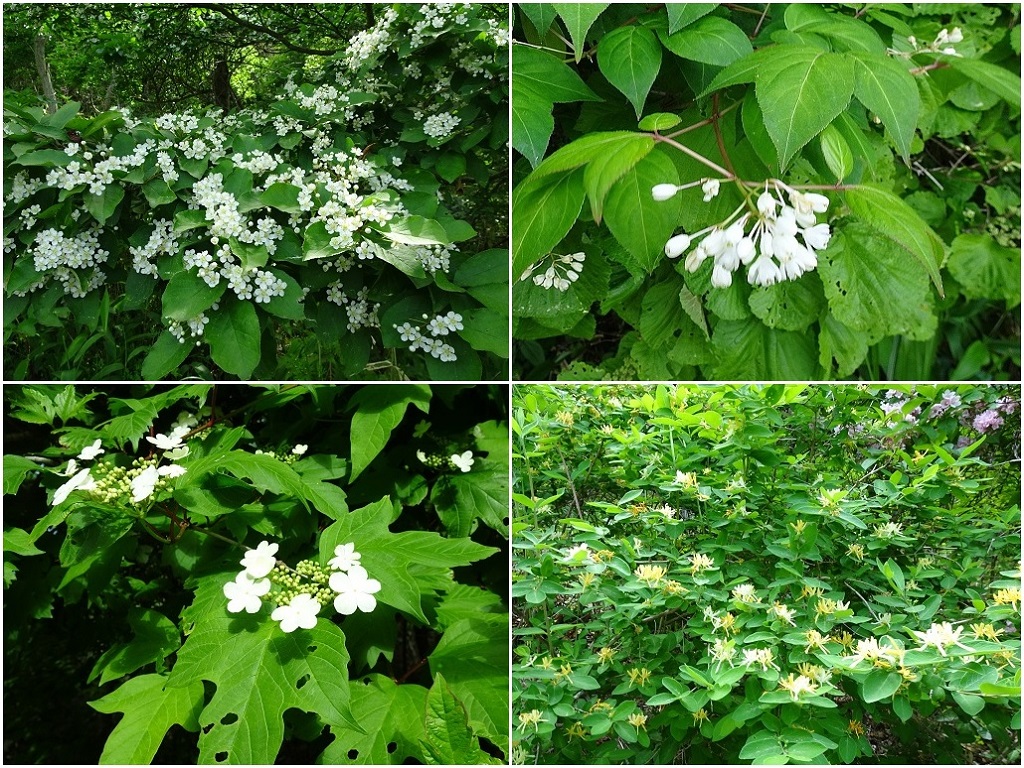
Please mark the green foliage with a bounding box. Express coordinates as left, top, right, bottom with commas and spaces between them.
3, 384, 509, 764
512, 3, 1021, 380
5, 5, 509, 380
512, 384, 1021, 765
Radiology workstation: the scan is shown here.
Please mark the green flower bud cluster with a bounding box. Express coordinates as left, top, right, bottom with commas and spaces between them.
416, 449, 450, 470
253, 449, 302, 465
268, 559, 334, 610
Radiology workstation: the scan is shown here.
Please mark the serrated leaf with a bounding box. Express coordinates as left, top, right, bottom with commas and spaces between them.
667, 3, 718, 34
711, 319, 819, 379
819, 124, 853, 181
421, 673, 498, 764
141, 331, 192, 380
947, 234, 1021, 307
512, 169, 585, 280
4, 455, 40, 496
844, 185, 945, 295
206, 298, 262, 378
319, 498, 498, 623
604, 149, 681, 273
320, 675, 428, 764
849, 52, 919, 161
555, 3, 611, 61
948, 57, 1022, 108
166, 574, 354, 764
89, 608, 181, 686
348, 385, 431, 481
519, 3, 558, 35
660, 16, 753, 67
89, 674, 204, 765
598, 26, 663, 119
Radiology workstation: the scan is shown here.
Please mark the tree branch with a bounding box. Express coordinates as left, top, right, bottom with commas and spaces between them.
188, 3, 338, 56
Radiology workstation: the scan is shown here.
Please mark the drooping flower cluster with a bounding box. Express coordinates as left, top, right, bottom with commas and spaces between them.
654, 179, 832, 288
519, 251, 586, 291
224, 539, 382, 632
393, 312, 463, 362
893, 26, 964, 58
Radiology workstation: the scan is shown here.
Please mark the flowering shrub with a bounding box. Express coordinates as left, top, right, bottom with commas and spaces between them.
5, 4, 509, 380
3, 383, 509, 764
511, 3, 1021, 380
512, 384, 1021, 764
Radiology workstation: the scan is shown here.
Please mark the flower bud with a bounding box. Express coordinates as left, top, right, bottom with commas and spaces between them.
947, 27, 963, 43
664, 233, 692, 258
652, 184, 679, 202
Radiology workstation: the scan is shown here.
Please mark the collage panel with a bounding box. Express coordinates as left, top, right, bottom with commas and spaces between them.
511, 383, 1021, 765
3, 382, 510, 763
3, 3, 509, 381
511, 3, 1020, 382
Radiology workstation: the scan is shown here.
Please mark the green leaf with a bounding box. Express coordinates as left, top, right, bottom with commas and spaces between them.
13, 148, 76, 167
786, 739, 830, 761
952, 691, 986, 716
206, 298, 262, 378
259, 182, 303, 214
89, 608, 181, 686
320, 675, 428, 764
582, 135, 657, 222
754, 46, 854, 168
429, 615, 509, 756
302, 220, 341, 260
947, 57, 1022, 108
819, 124, 853, 182
161, 270, 226, 322
319, 495, 494, 613
604, 149, 681, 273
142, 179, 178, 207
4, 455, 40, 496
348, 385, 431, 481
740, 731, 786, 761
711, 319, 819, 379
785, 5, 885, 53
947, 234, 1021, 307
844, 185, 945, 295
173, 208, 208, 233
383, 215, 452, 246
667, 3, 718, 34
421, 673, 498, 764
3, 526, 43, 556
519, 3, 558, 35
660, 16, 753, 67
849, 52, 919, 161
598, 26, 663, 119
84, 184, 125, 226
140, 331, 192, 380
512, 46, 600, 166
526, 131, 656, 185
89, 674, 204, 765
166, 574, 354, 764
748, 277, 826, 332
512, 169, 585, 280
893, 694, 913, 722
433, 468, 510, 537
863, 669, 902, 702
555, 3, 611, 61
638, 113, 682, 131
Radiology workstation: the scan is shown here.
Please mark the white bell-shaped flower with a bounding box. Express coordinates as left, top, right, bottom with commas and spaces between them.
665, 233, 691, 259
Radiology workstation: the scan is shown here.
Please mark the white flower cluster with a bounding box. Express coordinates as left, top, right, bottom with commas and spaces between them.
655, 180, 831, 288
519, 251, 585, 291
230, 150, 282, 175
394, 311, 463, 362
155, 112, 200, 133
326, 284, 381, 333
168, 312, 211, 345
223, 540, 382, 634
130, 219, 178, 277
899, 26, 964, 57
422, 111, 461, 139
6, 172, 44, 205
344, 7, 399, 69
25, 227, 109, 297
410, 3, 468, 47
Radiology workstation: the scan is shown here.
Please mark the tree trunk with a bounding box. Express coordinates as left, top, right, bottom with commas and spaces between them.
100, 70, 119, 111
33, 34, 58, 114
364, 3, 375, 25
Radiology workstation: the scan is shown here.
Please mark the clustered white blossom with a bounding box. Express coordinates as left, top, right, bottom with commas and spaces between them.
326, 284, 381, 333
422, 111, 461, 140
894, 26, 964, 57
224, 540, 382, 633
130, 219, 179, 277
654, 179, 832, 288
519, 251, 586, 291
22, 227, 109, 297
394, 311, 463, 362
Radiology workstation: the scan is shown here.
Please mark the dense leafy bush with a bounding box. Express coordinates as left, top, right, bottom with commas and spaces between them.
511, 3, 1021, 380
4, 384, 509, 764
512, 384, 1021, 764
4, 4, 509, 380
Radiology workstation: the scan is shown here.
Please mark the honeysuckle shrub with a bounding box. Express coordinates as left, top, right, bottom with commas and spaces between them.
3, 383, 509, 764
511, 384, 1021, 765
4, 3, 510, 380
511, 3, 1021, 381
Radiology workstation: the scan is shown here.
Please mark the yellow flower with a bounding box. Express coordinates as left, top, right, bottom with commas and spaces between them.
778, 673, 819, 701
566, 722, 586, 740
578, 572, 597, 590
835, 631, 855, 650
732, 583, 761, 603
597, 647, 616, 664
555, 663, 573, 681
635, 564, 667, 586
742, 647, 779, 672
589, 698, 613, 713
847, 543, 866, 560
804, 629, 831, 653
663, 579, 687, 595
627, 712, 648, 731
693, 708, 710, 723
800, 584, 825, 600
600, 424, 615, 435
797, 662, 831, 684
554, 410, 574, 427
689, 552, 715, 573
993, 587, 1021, 610
676, 470, 698, 488
627, 667, 652, 687
518, 709, 543, 730
970, 622, 1003, 641
848, 719, 865, 737
770, 601, 797, 626
539, 656, 553, 670
711, 611, 738, 635
790, 519, 808, 535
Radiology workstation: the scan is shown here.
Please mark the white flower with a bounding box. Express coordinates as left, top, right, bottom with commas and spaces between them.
664, 233, 691, 259
271, 593, 321, 632
52, 467, 97, 506
77, 439, 104, 461
292, 444, 308, 456
652, 183, 679, 201
328, 542, 362, 572
330, 565, 382, 615
911, 621, 973, 656
165, 445, 190, 461
240, 540, 279, 579
157, 464, 187, 478
62, 458, 79, 477
564, 543, 590, 562
732, 583, 760, 603
146, 433, 184, 451
701, 178, 721, 202
450, 450, 474, 472
223, 571, 271, 614
130, 466, 160, 502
